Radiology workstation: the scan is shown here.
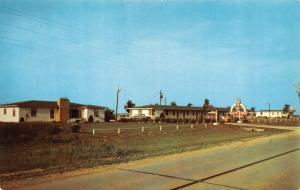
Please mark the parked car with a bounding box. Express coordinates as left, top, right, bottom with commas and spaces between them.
67, 118, 82, 123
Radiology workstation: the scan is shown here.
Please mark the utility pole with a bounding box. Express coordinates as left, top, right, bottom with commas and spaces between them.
115, 86, 121, 121
164, 97, 167, 105
159, 90, 163, 105
268, 102, 271, 118
297, 83, 300, 117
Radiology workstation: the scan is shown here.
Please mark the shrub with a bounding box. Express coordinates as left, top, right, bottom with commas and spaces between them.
190, 119, 196, 124
141, 117, 150, 123
169, 118, 177, 123
159, 118, 165, 123
177, 118, 183, 123
154, 118, 160, 123
70, 124, 80, 133
164, 118, 171, 123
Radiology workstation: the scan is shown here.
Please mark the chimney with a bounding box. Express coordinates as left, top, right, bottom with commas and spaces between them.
56, 98, 70, 122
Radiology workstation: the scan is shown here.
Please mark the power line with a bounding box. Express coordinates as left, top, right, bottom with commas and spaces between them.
0, 6, 133, 50
0, 6, 176, 58
0, 6, 179, 72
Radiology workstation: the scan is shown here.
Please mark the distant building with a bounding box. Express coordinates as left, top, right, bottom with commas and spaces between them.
255, 110, 294, 118
0, 98, 106, 123
127, 105, 230, 120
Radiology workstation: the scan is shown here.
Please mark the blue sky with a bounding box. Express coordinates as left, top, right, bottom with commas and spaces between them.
0, 0, 299, 113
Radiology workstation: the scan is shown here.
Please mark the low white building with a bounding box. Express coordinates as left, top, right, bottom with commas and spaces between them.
255, 110, 292, 118
0, 98, 106, 123
127, 105, 230, 120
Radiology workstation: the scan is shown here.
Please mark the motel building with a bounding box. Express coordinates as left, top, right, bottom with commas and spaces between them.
0, 98, 106, 123
255, 109, 294, 118
127, 105, 230, 120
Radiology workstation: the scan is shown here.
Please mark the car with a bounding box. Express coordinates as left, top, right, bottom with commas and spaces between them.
67, 118, 82, 123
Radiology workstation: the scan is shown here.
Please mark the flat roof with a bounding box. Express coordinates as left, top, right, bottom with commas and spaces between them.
127, 105, 230, 112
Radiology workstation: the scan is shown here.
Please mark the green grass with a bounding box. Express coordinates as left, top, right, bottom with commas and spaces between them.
0, 122, 288, 181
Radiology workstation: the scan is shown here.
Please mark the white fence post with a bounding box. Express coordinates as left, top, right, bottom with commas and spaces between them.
176, 125, 179, 131
160, 125, 162, 131
142, 127, 144, 133
92, 129, 95, 135
191, 124, 193, 129
118, 128, 120, 135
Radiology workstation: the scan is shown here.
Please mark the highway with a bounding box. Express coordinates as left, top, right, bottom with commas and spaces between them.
19, 125, 300, 190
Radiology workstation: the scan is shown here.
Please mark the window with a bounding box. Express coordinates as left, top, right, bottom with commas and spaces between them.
31, 108, 37, 117
186, 111, 189, 115
94, 109, 99, 117
12, 109, 16, 117
4, 108, 6, 115
50, 109, 54, 119
165, 110, 168, 116
152, 109, 155, 115
173, 110, 176, 115
192, 111, 195, 115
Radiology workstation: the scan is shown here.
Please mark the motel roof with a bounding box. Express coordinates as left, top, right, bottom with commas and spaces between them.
257, 110, 294, 112
127, 105, 230, 112
0, 100, 106, 109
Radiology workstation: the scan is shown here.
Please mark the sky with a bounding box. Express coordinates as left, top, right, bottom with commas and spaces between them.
0, 0, 299, 113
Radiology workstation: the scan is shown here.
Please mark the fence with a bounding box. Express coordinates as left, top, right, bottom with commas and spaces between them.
92, 124, 202, 135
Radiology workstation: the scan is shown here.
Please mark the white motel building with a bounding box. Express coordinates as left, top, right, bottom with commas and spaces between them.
0, 98, 106, 123
127, 105, 230, 120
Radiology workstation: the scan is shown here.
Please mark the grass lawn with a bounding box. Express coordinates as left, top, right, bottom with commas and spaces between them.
0, 122, 290, 181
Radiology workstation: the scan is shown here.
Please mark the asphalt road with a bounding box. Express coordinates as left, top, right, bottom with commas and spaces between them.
19, 125, 300, 190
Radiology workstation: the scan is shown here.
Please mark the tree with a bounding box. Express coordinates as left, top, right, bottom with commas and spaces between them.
250, 107, 256, 112
124, 100, 136, 113
170, 101, 177, 106
202, 98, 210, 122
104, 109, 115, 122
283, 104, 290, 118
283, 104, 290, 113
203, 98, 210, 110
187, 103, 193, 107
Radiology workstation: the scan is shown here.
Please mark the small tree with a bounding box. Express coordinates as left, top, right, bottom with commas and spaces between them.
105, 109, 115, 122
202, 98, 210, 121
187, 103, 193, 107
124, 100, 136, 113
170, 101, 177, 106
283, 104, 290, 118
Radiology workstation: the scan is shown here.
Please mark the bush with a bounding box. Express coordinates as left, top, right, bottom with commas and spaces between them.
70, 124, 80, 133
177, 118, 183, 123
169, 118, 177, 123
154, 118, 160, 123
190, 119, 196, 124
159, 118, 165, 123
141, 117, 150, 123
119, 117, 136, 122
